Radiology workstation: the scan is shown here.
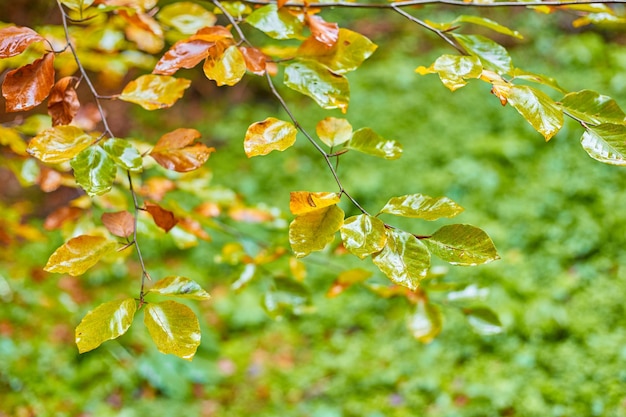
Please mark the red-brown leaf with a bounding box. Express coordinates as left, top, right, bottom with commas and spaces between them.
306, 15, 339, 48
101, 211, 135, 238
145, 201, 178, 232
118, 9, 163, 37
0, 26, 45, 58
150, 128, 215, 172
3, 52, 55, 112
44, 206, 83, 231
239, 46, 267, 76
38, 166, 63, 193
153, 39, 214, 76
48, 76, 80, 126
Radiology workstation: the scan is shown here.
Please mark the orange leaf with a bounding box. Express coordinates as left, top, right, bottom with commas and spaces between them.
44, 206, 83, 231
190, 26, 233, 42
239, 46, 267, 76
178, 218, 210, 240
2, 52, 55, 112
48, 76, 80, 126
139, 177, 176, 201
228, 206, 275, 223
289, 191, 341, 215
150, 128, 215, 172
145, 201, 178, 232
306, 15, 339, 48
0, 26, 45, 58
101, 211, 135, 238
153, 39, 214, 75
37, 166, 63, 192
118, 9, 163, 37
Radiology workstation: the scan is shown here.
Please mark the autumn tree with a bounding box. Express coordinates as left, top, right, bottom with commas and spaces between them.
1, 0, 625, 360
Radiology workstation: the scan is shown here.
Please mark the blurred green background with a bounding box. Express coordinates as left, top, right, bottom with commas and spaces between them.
2, 7, 626, 417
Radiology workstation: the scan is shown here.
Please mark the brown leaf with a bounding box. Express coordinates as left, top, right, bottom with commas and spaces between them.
306, 15, 339, 48
239, 46, 267, 76
48, 76, 80, 126
150, 128, 215, 172
139, 177, 176, 201
178, 218, 210, 240
153, 39, 214, 75
277, 0, 288, 8
101, 211, 135, 238
145, 201, 178, 232
44, 206, 83, 231
2, 52, 55, 112
0, 26, 45, 58
37, 166, 63, 193
118, 9, 163, 37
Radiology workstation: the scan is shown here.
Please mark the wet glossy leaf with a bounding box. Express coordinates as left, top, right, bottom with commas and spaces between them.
284, 60, 350, 112
245, 4, 303, 40
101, 211, 135, 238
157, 2, 217, 34
148, 276, 211, 300
262, 277, 312, 318
372, 229, 430, 291
508, 85, 563, 141
316, 117, 352, 147
561, 89, 626, 125
379, 194, 464, 220
326, 268, 372, 298
75, 298, 136, 353
119, 74, 191, 110
511, 69, 566, 93
345, 128, 402, 159
297, 28, 377, 74
60, 0, 95, 11
452, 34, 512, 75
289, 191, 341, 215
306, 14, 339, 47
153, 39, 214, 75
423, 224, 500, 266
27, 126, 94, 164
580, 123, 626, 166
144, 300, 201, 360
244, 117, 297, 157
150, 128, 215, 172
48, 76, 80, 126
573, 12, 626, 28
0, 26, 45, 58
3, 53, 55, 112
239, 46, 267, 76
416, 55, 482, 91
203, 44, 247, 86
44, 235, 116, 276
70, 145, 117, 196
463, 307, 503, 335
289, 204, 344, 258
102, 138, 143, 172
145, 201, 178, 232
340, 214, 387, 259
407, 297, 442, 343
454, 15, 523, 39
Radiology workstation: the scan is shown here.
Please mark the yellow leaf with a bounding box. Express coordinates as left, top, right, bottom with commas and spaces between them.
144, 300, 201, 360
316, 117, 352, 147
75, 298, 136, 353
244, 117, 297, 157
203, 44, 247, 87
289, 204, 344, 258
119, 74, 191, 110
26, 126, 94, 164
289, 191, 341, 215
44, 235, 116, 276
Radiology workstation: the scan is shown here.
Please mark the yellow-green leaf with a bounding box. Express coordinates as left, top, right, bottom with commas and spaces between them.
102, 138, 143, 172
44, 235, 116, 276
203, 44, 246, 87
70, 145, 117, 197
0, 125, 27, 155
148, 276, 211, 300
157, 2, 217, 34
316, 117, 352, 147
75, 298, 136, 353
561, 89, 626, 125
289, 204, 344, 258
372, 229, 430, 291
379, 194, 464, 220
452, 34, 512, 75
119, 74, 191, 110
463, 307, 503, 335
245, 4, 303, 40
345, 127, 402, 160
423, 224, 500, 266
453, 15, 523, 39
511, 69, 566, 93
508, 85, 563, 141
407, 297, 442, 344
284, 60, 350, 112
416, 55, 482, 91
244, 117, 297, 157
340, 214, 387, 259
144, 300, 201, 360
27, 126, 94, 164
289, 191, 341, 215
580, 123, 626, 166
60, 0, 95, 11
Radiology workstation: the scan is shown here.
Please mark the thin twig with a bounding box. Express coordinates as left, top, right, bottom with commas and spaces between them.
241, 0, 626, 8
127, 171, 151, 303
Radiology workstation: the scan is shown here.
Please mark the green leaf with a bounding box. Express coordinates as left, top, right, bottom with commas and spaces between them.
561, 89, 626, 125
157, 2, 217, 35
379, 194, 464, 220
452, 34, 512, 75
119, 75, 191, 110
262, 277, 312, 319
580, 123, 626, 166
345, 128, 402, 160
372, 229, 430, 291
245, 4, 303, 40
144, 300, 201, 361
407, 297, 442, 344
244, 117, 297, 157
416, 55, 482, 91
26, 126, 94, 164
297, 28, 377, 74
148, 276, 211, 300
340, 214, 387, 259
463, 307, 503, 335
289, 204, 344, 258
507, 85, 563, 141
60, 0, 95, 11
44, 235, 116, 276
511, 68, 566, 93
75, 298, 136, 353
423, 224, 500, 266
284, 60, 350, 112
70, 145, 117, 197
453, 15, 523, 39
102, 138, 143, 172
